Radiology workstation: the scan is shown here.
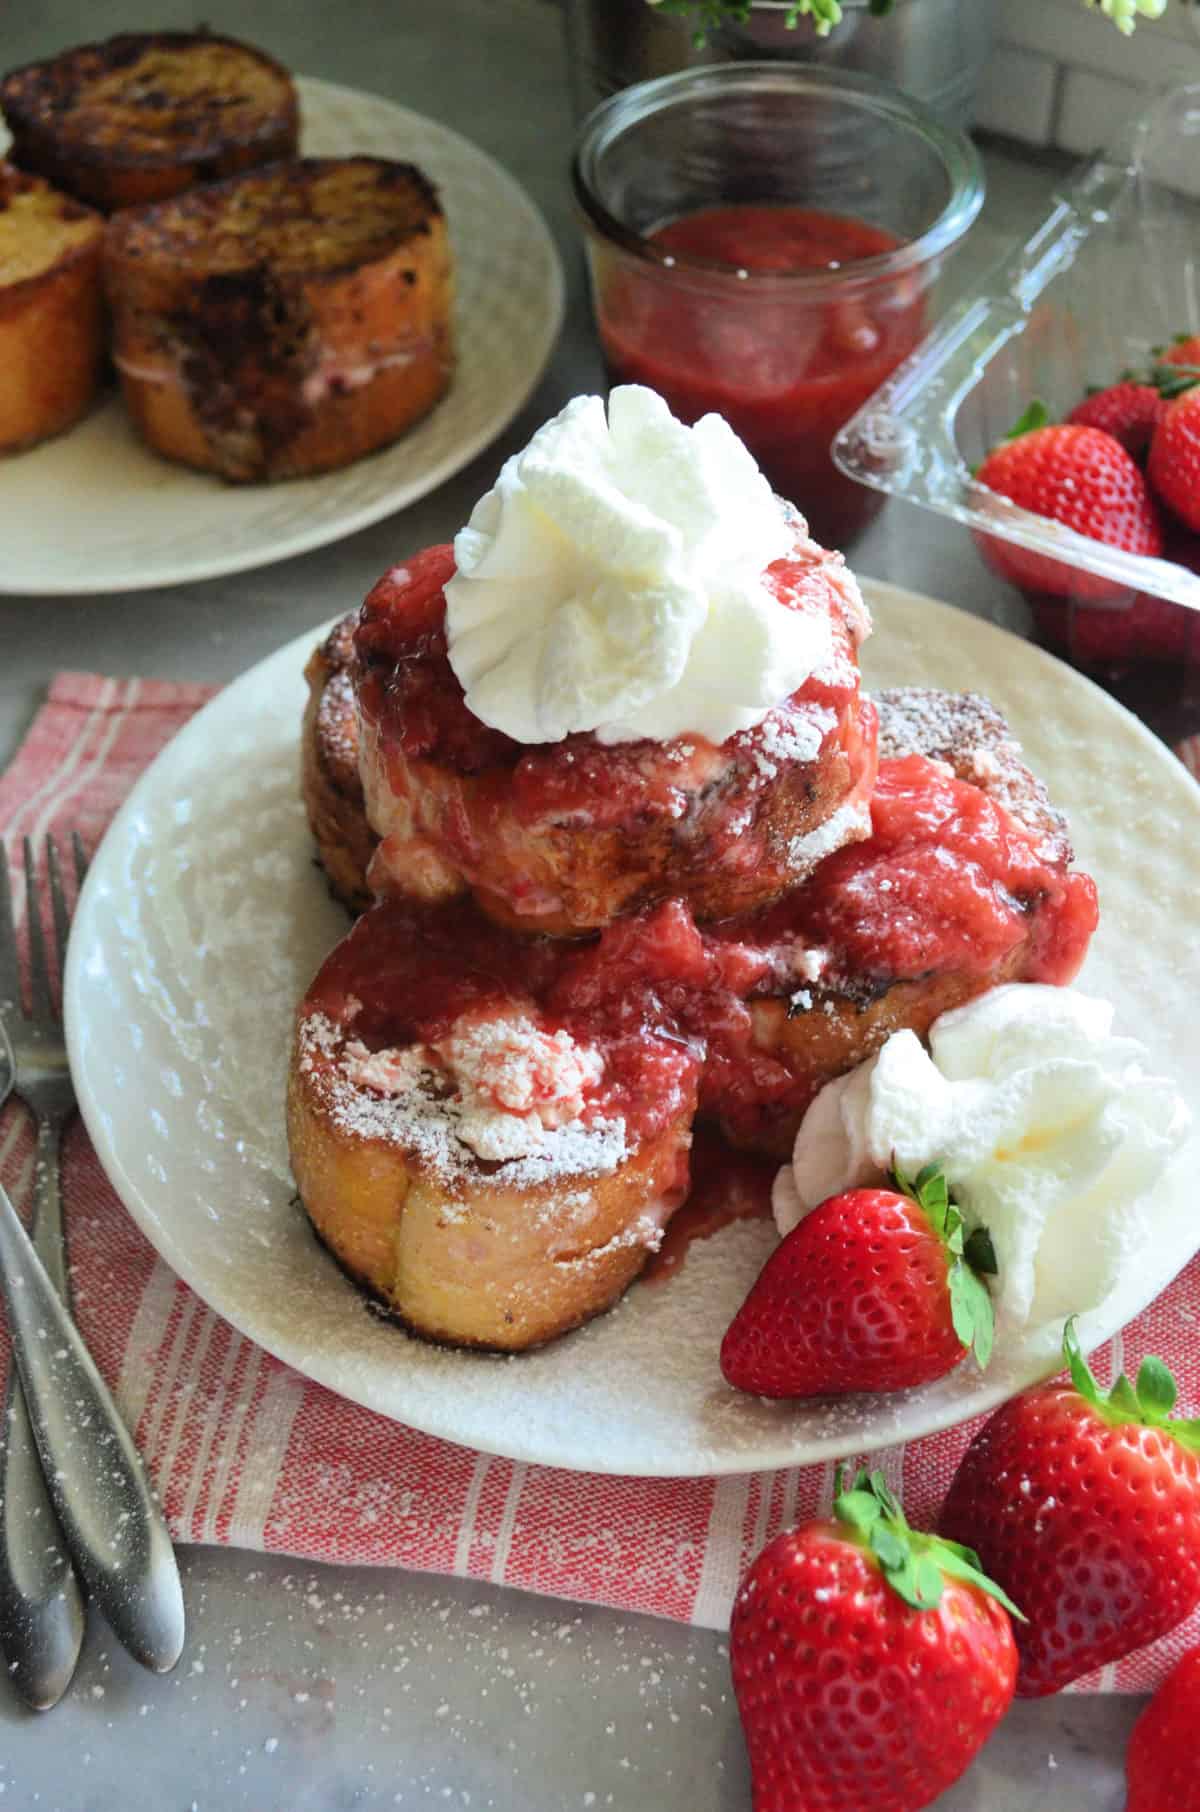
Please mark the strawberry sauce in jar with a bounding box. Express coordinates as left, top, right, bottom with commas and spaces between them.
596, 204, 928, 549
573, 64, 984, 549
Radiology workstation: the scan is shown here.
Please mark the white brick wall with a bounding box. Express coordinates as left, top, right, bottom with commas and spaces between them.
986, 0, 1200, 150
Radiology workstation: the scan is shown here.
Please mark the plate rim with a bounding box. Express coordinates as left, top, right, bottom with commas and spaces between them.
0, 73, 566, 597
64, 584, 1200, 1475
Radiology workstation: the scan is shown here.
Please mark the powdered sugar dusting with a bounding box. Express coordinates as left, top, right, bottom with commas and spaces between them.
785, 796, 871, 876
744, 707, 823, 781
299, 1012, 626, 1185
875, 687, 1072, 865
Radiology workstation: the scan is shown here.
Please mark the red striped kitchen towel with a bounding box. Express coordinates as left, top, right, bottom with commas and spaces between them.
2, 671, 1199, 1691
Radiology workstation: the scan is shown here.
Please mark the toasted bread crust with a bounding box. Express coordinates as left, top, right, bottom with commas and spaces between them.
875, 686, 1072, 865
0, 32, 298, 211
720, 692, 1092, 1155
363, 692, 876, 936
301, 622, 375, 916
0, 161, 104, 452
739, 953, 1032, 1158
355, 534, 877, 933
104, 156, 454, 480
288, 1014, 693, 1352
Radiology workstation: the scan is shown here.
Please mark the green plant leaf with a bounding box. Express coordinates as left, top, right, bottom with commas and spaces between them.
881, 1552, 926, 1610
870, 1471, 902, 1521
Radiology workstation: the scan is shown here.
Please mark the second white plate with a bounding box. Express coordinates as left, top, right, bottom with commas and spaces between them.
66, 585, 1200, 1476
0, 76, 564, 594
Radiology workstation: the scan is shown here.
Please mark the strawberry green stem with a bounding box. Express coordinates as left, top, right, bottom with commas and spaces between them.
1063, 1319, 1200, 1453
890, 1161, 996, 1371
1003, 400, 1051, 441
833, 1468, 1025, 1620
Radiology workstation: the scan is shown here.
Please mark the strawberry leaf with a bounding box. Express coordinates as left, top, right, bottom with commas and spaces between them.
832, 1469, 1024, 1621
835, 1486, 883, 1540
1108, 1373, 1143, 1420
1060, 1319, 1200, 1454
869, 1524, 907, 1570
891, 1162, 997, 1370
949, 1261, 995, 1371
883, 1553, 926, 1610
1004, 400, 1051, 440
964, 1227, 998, 1276
1150, 362, 1200, 400
915, 1553, 945, 1609
1138, 1356, 1179, 1417
933, 1544, 1026, 1622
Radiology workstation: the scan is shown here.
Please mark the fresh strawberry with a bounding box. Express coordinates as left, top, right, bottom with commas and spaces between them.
720, 1163, 996, 1399
1125, 1644, 1200, 1812
1066, 381, 1165, 459
1159, 331, 1200, 374
1148, 384, 1200, 531
973, 401, 1164, 600
939, 1319, 1200, 1697
731, 1468, 1020, 1812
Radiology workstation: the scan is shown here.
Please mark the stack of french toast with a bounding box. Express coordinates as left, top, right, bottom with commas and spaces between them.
0, 30, 453, 475
288, 472, 1098, 1355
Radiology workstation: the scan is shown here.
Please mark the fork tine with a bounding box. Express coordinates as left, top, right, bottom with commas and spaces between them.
0, 841, 18, 1013
22, 836, 54, 1021
46, 838, 71, 987
71, 831, 89, 889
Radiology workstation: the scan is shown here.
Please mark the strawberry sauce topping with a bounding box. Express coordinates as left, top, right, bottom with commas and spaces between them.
353, 533, 865, 824
304, 896, 702, 1149
724, 753, 1100, 988
305, 754, 1097, 1157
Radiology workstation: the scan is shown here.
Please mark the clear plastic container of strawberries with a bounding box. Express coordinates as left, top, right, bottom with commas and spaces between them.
833, 82, 1200, 742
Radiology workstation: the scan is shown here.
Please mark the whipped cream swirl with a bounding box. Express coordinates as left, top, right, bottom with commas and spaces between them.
773, 985, 1189, 1328
444, 385, 844, 746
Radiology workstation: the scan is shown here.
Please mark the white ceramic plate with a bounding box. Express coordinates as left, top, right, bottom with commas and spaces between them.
0, 77, 564, 595
66, 584, 1200, 1477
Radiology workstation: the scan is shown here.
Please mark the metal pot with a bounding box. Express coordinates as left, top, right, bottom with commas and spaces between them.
562, 0, 994, 131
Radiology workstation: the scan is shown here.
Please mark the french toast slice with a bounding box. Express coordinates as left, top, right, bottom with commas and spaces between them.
0, 161, 104, 453
716, 689, 1098, 1154
301, 616, 374, 916
0, 31, 298, 212
104, 157, 454, 481
354, 526, 877, 933
288, 900, 698, 1351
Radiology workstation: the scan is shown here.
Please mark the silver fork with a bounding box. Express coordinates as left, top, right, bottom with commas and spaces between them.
0, 835, 185, 1695
0, 838, 86, 1708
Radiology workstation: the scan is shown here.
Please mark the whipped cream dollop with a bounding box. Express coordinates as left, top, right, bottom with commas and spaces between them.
773, 984, 1189, 1328
444, 385, 846, 746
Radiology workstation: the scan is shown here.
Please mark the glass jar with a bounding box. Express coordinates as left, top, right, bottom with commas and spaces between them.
572, 62, 983, 548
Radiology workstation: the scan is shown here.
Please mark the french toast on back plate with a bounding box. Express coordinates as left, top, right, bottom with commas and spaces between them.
0, 31, 298, 212
104, 157, 455, 482
0, 161, 104, 453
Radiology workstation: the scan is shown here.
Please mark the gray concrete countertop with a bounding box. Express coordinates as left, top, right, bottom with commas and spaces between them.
0, 2, 1150, 1806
